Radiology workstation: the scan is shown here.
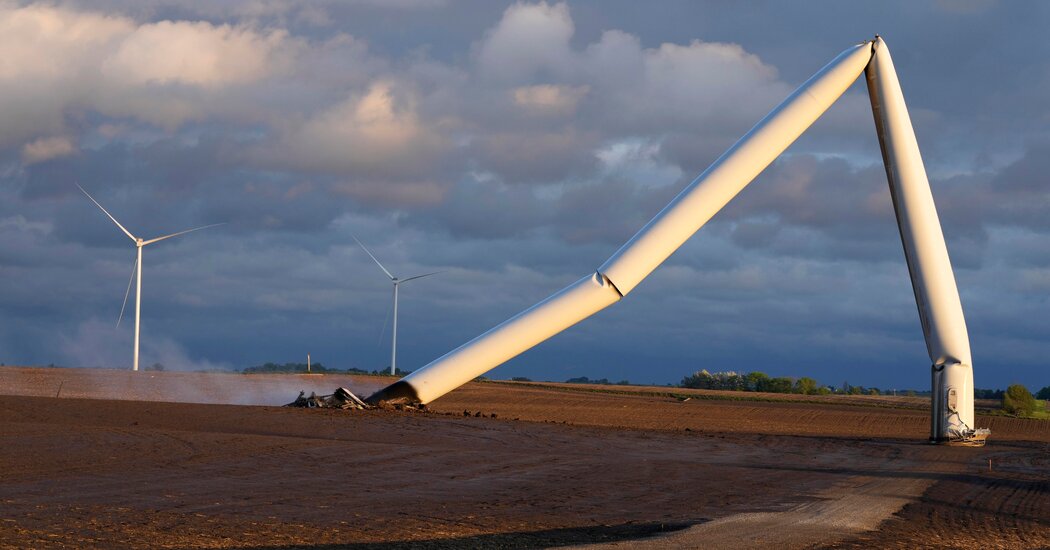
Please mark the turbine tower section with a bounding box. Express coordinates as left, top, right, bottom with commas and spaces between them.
864, 37, 981, 443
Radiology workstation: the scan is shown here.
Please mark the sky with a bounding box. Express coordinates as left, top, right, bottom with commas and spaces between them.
0, 0, 1047, 391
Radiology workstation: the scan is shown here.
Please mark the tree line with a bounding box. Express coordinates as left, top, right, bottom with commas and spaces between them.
680, 370, 838, 395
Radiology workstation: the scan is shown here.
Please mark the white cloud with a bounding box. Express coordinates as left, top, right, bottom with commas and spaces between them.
0, 4, 132, 80
512, 84, 589, 115
101, 20, 292, 88
21, 136, 77, 165
269, 81, 448, 176
0, 3, 299, 144
476, 2, 574, 83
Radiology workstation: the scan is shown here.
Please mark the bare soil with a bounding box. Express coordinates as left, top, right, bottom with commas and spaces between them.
0, 367, 1048, 549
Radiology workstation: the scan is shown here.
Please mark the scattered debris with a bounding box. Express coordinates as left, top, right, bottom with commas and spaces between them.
374, 400, 429, 412
947, 427, 990, 447
286, 387, 370, 410
460, 409, 497, 418
285, 387, 430, 413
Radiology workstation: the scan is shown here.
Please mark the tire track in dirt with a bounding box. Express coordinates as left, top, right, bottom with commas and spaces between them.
573, 473, 931, 549
824, 442, 1050, 549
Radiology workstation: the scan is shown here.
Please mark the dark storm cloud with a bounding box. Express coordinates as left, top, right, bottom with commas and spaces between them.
0, 1, 1047, 390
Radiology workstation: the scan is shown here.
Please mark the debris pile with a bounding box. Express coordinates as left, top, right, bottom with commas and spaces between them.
947, 427, 991, 447
286, 387, 370, 410
284, 387, 429, 412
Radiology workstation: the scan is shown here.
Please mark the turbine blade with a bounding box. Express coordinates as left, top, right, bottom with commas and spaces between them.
352, 234, 395, 280
141, 222, 226, 246
399, 271, 443, 283
117, 256, 138, 328
376, 294, 393, 350
75, 182, 136, 242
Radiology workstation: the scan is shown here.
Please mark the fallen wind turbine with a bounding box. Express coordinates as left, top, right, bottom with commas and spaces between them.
353, 235, 440, 376
76, 183, 224, 372
366, 37, 989, 446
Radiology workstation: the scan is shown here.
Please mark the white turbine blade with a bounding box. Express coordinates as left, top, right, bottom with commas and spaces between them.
117, 257, 138, 328
376, 295, 393, 349
75, 182, 136, 242
399, 271, 443, 284
141, 222, 226, 246
352, 234, 395, 280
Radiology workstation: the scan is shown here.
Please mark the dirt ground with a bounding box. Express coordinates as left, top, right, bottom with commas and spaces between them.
0, 367, 1048, 549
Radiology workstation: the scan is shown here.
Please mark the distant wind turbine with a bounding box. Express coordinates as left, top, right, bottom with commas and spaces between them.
353, 235, 440, 376
76, 183, 224, 372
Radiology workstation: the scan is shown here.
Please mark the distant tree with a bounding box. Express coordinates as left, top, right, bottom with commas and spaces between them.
867, 388, 880, 396
566, 376, 591, 384
682, 370, 748, 391
1036, 386, 1050, 401
746, 371, 770, 392
145, 363, 165, 372
848, 385, 863, 395
794, 377, 818, 395
615, 380, 631, 386
816, 386, 832, 395
1003, 384, 1037, 417
763, 377, 794, 394
975, 388, 1005, 399
906, 390, 917, 397
245, 362, 323, 374
681, 370, 714, 389
511, 377, 532, 382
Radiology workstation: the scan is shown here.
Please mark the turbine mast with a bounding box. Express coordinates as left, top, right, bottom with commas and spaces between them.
391, 281, 399, 376
134, 242, 143, 372
865, 37, 976, 442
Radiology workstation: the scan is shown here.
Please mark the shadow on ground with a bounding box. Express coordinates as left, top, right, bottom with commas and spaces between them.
231, 521, 692, 550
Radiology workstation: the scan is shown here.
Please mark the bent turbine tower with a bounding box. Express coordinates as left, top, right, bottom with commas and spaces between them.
366, 37, 986, 445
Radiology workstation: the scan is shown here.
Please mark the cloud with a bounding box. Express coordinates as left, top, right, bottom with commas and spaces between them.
476, 2, 574, 83
512, 84, 589, 115
21, 136, 77, 165
460, 2, 801, 184
0, 3, 301, 144
101, 20, 292, 88
267, 81, 450, 178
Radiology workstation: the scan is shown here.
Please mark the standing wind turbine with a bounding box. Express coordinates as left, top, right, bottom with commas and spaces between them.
76, 183, 224, 371
353, 235, 440, 376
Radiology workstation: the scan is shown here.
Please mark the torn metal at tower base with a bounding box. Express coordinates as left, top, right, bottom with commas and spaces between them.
366, 37, 988, 446
287, 387, 370, 410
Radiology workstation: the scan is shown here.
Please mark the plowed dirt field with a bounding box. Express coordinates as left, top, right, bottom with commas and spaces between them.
0, 367, 1047, 549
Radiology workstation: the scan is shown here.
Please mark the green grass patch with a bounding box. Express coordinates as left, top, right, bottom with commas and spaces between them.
1030, 400, 1050, 420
